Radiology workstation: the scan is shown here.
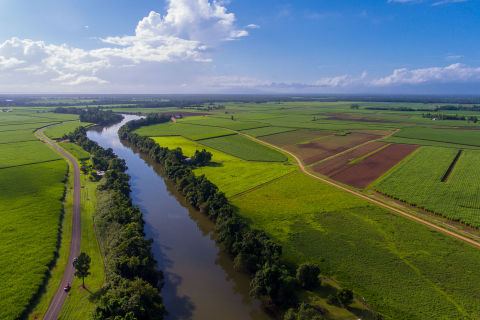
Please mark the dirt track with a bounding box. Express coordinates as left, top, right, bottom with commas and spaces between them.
37, 128, 81, 320
240, 132, 480, 249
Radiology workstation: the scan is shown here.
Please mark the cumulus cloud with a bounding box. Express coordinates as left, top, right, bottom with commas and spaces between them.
0, 0, 248, 89
371, 63, 480, 86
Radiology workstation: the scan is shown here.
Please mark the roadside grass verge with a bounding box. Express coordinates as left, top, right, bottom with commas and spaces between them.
199, 134, 288, 162
0, 160, 68, 320
231, 171, 480, 319
58, 175, 104, 319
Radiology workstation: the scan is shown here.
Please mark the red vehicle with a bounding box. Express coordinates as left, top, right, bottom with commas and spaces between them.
63, 283, 71, 292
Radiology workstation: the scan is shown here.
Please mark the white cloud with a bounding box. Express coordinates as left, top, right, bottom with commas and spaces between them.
371, 63, 480, 86
246, 24, 260, 29
432, 0, 467, 6
388, 0, 468, 5
0, 0, 249, 89
315, 71, 367, 87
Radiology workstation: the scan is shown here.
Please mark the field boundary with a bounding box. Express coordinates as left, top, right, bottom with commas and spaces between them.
441, 150, 463, 182
229, 170, 297, 200
348, 143, 390, 165
239, 131, 480, 249
0, 158, 63, 170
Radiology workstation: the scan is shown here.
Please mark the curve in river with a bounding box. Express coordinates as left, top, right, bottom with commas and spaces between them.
87, 115, 272, 320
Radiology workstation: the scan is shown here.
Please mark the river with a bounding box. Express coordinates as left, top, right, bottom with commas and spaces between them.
87, 115, 272, 320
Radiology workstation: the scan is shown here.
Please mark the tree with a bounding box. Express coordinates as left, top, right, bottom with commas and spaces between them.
337, 288, 354, 306
284, 303, 324, 320
350, 103, 360, 110
73, 252, 91, 288
296, 262, 320, 289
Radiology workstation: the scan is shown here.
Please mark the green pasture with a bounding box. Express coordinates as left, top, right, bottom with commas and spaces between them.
375, 147, 480, 227
0, 129, 39, 143
135, 122, 233, 140
0, 160, 68, 320
180, 116, 268, 130
0, 141, 62, 168
382, 136, 480, 150
232, 171, 480, 320
152, 136, 294, 197
394, 126, 480, 147
59, 142, 91, 160
44, 120, 93, 140
239, 126, 296, 137
199, 134, 287, 162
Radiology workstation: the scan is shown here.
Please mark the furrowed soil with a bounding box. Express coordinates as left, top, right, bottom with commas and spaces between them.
313, 141, 387, 176
285, 133, 381, 165
331, 143, 419, 188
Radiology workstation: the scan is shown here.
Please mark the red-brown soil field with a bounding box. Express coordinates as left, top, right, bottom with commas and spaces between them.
329, 143, 419, 188
313, 141, 387, 176
285, 132, 382, 165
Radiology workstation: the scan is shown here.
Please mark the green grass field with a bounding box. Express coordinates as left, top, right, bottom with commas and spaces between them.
199, 134, 288, 162
152, 136, 294, 197
239, 126, 296, 137
375, 147, 480, 227
0, 160, 68, 320
180, 116, 268, 130
231, 171, 480, 320
0, 140, 62, 168
135, 122, 234, 140
394, 126, 480, 147
43, 120, 92, 140
59, 142, 91, 160
382, 136, 480, 150
0, 129, 39, 143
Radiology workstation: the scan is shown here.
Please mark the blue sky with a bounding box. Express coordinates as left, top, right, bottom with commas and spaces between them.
0, 0, 479, 93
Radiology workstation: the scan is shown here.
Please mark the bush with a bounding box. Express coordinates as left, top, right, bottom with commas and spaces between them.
296, 262, 320, 289
284, 303, 324, 320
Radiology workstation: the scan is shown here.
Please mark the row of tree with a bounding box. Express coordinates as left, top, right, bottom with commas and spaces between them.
54, 107, 123, 125
422, 112, 478, 122
118, 115, 360, 318
66, 127, 166, 320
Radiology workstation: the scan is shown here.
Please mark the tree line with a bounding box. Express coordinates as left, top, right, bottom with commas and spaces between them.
54, 107, 123, 126
66, 127, 166, 320
119, 115, 363, 319
422, 112, 478, 123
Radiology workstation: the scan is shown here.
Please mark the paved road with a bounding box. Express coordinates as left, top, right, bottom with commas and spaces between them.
38, 128, 81, 320
241, 132, 480, 249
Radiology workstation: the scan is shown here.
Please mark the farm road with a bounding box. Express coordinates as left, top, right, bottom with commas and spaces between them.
239, 132, 480, 249
38, 127, 81, 320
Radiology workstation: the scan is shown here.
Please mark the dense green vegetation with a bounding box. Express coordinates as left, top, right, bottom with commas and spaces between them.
0, 160, 68, 320
199, 134, 288, 162
54, 107, 122, 126
375, 147, 480, 227
66, 127, 166, 319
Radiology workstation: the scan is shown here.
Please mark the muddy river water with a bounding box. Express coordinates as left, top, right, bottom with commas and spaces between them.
87, 115, 272, 320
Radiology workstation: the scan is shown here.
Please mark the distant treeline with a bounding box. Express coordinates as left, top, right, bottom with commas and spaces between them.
119, 115, 360, 318
5, 93, 480, 108
366, 105, 480, 112
422, 113, 478, 122
66, 127, 166, 320
54, 107, 123, 125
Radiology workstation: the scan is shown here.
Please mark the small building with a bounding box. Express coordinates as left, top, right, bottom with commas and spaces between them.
184, 158, 192, 163
96, 170, 106, 176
